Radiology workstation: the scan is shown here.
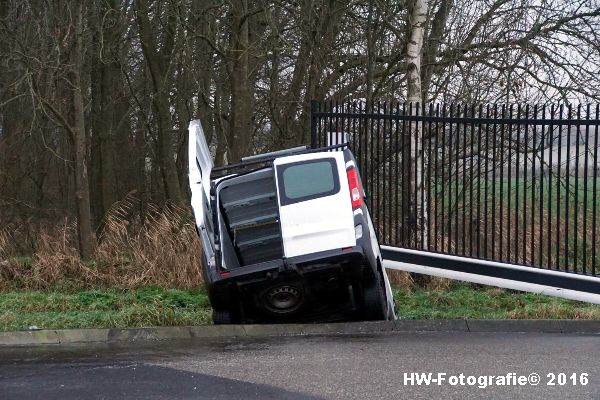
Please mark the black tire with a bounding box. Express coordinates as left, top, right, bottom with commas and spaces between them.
362, 273, 387, 321
212, 309, 232, 325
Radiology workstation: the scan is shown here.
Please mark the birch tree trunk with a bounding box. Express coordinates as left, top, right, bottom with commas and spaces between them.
405, 0, 428, 248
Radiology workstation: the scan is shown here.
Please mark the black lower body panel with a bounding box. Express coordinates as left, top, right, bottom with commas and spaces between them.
207, 248, 373, 323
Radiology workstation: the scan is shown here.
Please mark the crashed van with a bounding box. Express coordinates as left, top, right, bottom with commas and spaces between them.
188, 120, 395, 324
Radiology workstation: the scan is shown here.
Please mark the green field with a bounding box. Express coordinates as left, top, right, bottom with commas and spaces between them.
1, 283, 599, 332
373, 177, 600, 274
429, 176, 600, 210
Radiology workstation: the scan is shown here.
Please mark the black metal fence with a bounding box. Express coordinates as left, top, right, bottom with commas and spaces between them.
311, 101, 600, 276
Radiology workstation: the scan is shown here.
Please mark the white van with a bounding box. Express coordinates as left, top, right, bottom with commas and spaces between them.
189, 120, 395, 324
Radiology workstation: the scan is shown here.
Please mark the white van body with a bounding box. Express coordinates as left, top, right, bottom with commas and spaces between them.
189, 120, 395, 323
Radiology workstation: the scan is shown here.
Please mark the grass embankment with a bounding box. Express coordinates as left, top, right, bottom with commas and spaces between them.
0, 286, 212, 332
394, 282, 600, 319
2, 282, 600, 332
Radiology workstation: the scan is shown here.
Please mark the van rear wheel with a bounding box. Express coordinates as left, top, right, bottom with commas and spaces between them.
362, 274, 387, 321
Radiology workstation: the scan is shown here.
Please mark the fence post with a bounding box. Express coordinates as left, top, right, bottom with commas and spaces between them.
310, 100, 318, 148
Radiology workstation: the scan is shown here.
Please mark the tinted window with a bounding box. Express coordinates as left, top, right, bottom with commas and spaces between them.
278, 159, 340, 205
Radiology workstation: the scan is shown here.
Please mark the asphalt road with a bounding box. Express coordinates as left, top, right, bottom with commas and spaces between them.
0, 331, 599, 399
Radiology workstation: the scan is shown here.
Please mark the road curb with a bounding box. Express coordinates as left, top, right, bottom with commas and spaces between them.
1, 319, 598, 347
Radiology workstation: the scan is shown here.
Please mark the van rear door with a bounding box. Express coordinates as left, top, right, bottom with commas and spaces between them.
188, 120, 215, 263
274, 152, 356, 258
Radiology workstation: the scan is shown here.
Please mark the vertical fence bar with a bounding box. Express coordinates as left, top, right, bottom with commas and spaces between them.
375, 102, 381, 238
342, 101, 346, 140
522, 104, 529, 264
487, 105, 495, 260
574, 105, 581, 271
593, 104, 599, 275
327, 100, 332, 147
382, 102, 387, 242
420, 103, 426, 249
477, 104, 484, 258
499, 105, 506, 261
351, 101, 357, 152
323, 101, 328, 147
387, 102, 392, 245
469, 104, 475, 257
462, 105, 468, 256
389, 103, 394, 243
538, 105, 545, 267
314, 101, 319, 147
530, 104, 544, 265
388, 102, 394, 244
583, 104, 590, 274
455, 104, 460, 254
547, 105, 554, 269
414, 103, 420, 248
434, 104, 440, 251
565, 105, 572, 271
368, 102, 374, 210
507, 104, 513, 263
366, 101, 371, 208
532, 105, 550, 267
340, 101, 345, 147
334, 100, 339, 150
427, 104, 433, 250
448, 104, 454, 253
357, 102, 362, 172
442, 104, 448, 253
409, 103, 419, 248
316, 101, 321, 147
514, 104, 521, 264
448, 105, 452, 252
395, 103, 400, 246
400, 102, 407, 245
557, 105, 563, 270
323, 101, 327, 146
531, 104, 538, 266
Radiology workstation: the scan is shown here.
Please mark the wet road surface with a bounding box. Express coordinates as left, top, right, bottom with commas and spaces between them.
1, 331, 599, 399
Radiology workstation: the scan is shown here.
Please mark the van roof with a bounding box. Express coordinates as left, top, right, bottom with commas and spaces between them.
210, 143, 349, 178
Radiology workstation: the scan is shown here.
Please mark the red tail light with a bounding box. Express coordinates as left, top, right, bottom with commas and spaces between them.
346, 168, 363, 209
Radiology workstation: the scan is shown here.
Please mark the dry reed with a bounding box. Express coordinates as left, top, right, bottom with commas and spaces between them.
0, 194, 203, 290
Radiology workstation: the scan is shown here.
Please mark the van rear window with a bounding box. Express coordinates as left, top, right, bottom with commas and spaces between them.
278, 158, 340, 205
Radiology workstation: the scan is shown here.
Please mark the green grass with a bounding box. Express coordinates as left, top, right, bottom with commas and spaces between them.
1, 283, 599, 332
0, 286, 212, 332
432, 176, 600, 210
394, 281, 600, 319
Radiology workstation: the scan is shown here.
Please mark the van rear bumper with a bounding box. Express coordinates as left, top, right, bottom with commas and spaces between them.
206, 246, 373, 322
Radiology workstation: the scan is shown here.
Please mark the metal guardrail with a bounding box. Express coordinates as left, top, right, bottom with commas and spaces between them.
311, 101, 600, 277
381, 246, 600, 304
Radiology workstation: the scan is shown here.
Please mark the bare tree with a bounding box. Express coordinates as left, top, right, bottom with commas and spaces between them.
135, 0, 184, 204
1, 0, 599, 261
17, 1, 96, 258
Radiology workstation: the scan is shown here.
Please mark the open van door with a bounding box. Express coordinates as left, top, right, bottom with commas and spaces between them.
188, 120, 215, 266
